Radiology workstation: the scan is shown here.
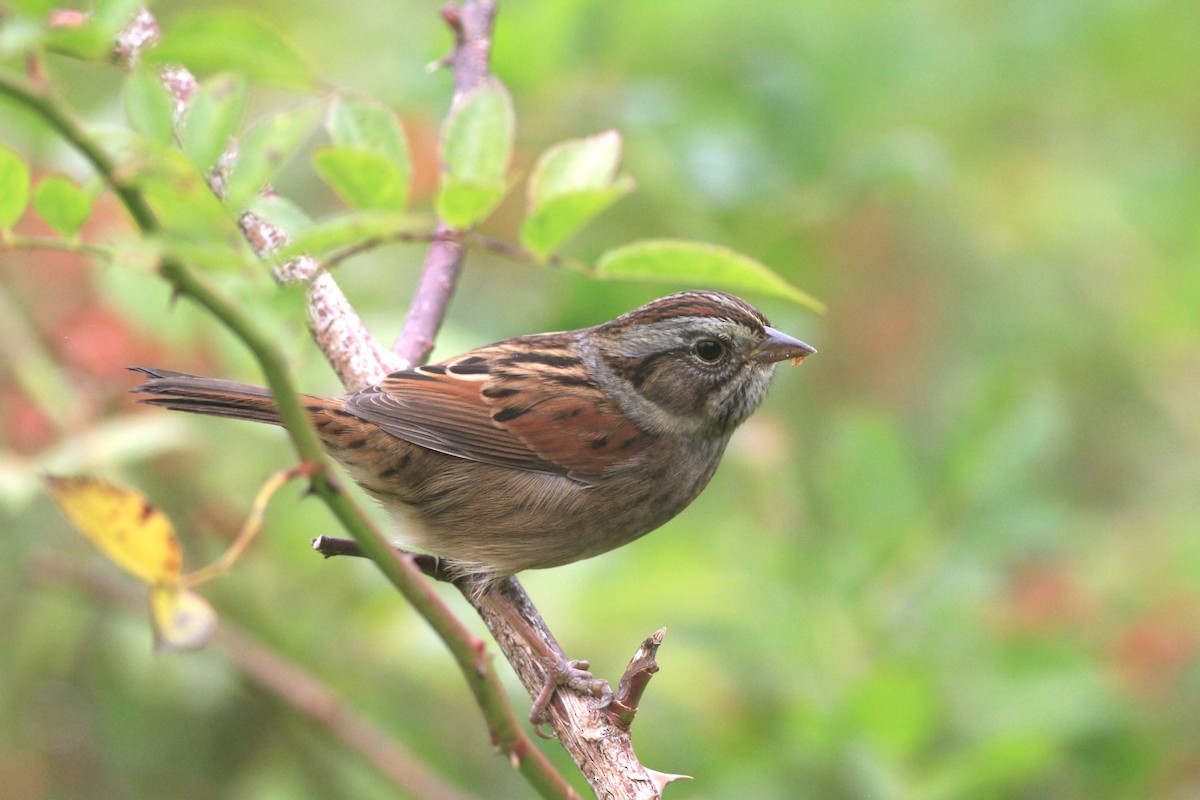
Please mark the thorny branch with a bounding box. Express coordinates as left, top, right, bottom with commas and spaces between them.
389, 0, 497, 368
299, 7, 673, 797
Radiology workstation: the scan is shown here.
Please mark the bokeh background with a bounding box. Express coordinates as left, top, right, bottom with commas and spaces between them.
3, 1, 1200, 797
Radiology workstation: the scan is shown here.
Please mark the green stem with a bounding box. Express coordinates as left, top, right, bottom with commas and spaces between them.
1, 67, 578, 800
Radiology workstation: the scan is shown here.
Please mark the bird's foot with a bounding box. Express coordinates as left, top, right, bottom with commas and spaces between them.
529, 657, 611, 734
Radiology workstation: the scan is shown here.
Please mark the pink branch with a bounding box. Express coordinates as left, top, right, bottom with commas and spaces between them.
390, 0, 496, 367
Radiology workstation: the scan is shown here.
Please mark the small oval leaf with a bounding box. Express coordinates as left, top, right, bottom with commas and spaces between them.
45, 475, 183, 585
520, 180, 633, 257
45, 17, 113, 60
596, 239, 825, 312
324, 93, 412, 211
435, 179, 508, 230
32, 175, 94, 236
181, 74, 248, 172
326, 94, 410, 168
441, 76, 515, 186
0, 146, 31, 229
146, 9, 316, 89
313, 145, 408, 211
135, 148, 239, 242
528, 130, 622, 207
124, 66, 178, 144
225, 104, 320, 209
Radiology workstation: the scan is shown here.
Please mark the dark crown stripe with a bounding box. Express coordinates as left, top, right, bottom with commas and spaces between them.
607, 291, 770, 332
646, 300, 766, 327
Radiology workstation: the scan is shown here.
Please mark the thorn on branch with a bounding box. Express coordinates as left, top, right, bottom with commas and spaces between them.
441, 4, 465, 40
646, 768, 693, 792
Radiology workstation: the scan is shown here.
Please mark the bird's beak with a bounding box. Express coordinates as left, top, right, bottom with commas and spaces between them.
753, 326, 816, 365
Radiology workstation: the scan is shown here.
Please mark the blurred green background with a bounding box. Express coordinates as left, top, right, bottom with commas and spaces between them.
3, 0, 1200, 798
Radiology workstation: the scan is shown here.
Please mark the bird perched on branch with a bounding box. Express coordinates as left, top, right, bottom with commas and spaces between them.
133, 289, 814, 719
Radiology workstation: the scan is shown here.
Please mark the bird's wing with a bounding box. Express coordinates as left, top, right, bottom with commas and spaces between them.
342, 337, 646, 483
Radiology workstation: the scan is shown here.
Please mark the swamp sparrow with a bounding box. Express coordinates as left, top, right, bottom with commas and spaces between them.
134, 291, 813, 720
133, 290, 814, 583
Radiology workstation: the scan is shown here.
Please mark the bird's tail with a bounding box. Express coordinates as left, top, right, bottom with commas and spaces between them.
130, 366, 317, 426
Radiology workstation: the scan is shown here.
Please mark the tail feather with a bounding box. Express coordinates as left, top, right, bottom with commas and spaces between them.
130, 366, 286, 426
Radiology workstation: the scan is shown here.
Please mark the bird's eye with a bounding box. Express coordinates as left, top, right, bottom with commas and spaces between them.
693, 338, 726, 363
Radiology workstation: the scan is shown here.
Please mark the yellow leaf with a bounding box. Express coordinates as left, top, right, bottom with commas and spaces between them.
46, 475, 183, 585
150, 585, 217, 651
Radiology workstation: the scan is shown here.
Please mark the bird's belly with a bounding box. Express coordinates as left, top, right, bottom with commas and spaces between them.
348, 440, 723, 579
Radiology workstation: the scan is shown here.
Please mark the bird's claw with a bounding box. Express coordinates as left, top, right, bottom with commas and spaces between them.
529, 657, 612, 734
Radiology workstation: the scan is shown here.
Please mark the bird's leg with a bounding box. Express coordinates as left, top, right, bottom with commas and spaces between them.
313, 543, 610, 726
482, 585, 611, 729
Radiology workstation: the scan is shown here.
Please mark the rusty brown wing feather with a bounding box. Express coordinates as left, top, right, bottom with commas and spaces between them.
341, 334, 646, 483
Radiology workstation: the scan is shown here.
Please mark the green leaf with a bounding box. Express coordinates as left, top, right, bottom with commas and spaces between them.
133, 149, 239, 244
441, 76, 514, 187
124, 67, 177, 145
45, 17, 113, 61
146, 9, 316, 89
322, 95, 411, 212
181, 74, 248, 172
520, 180, 633, 257
519, 130, 631, 256
224, 105, 320, 209
441, 78, 515, 186
528, 130, 623, 207
275, 210, 422, 262
595, 239, 825, 312
436, 181, 508, 230
435, 78, 515, 229
32, 176, 93, 236
0, 146, 31, 230
313, 146, 408, 212
326, 94, 410, 167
